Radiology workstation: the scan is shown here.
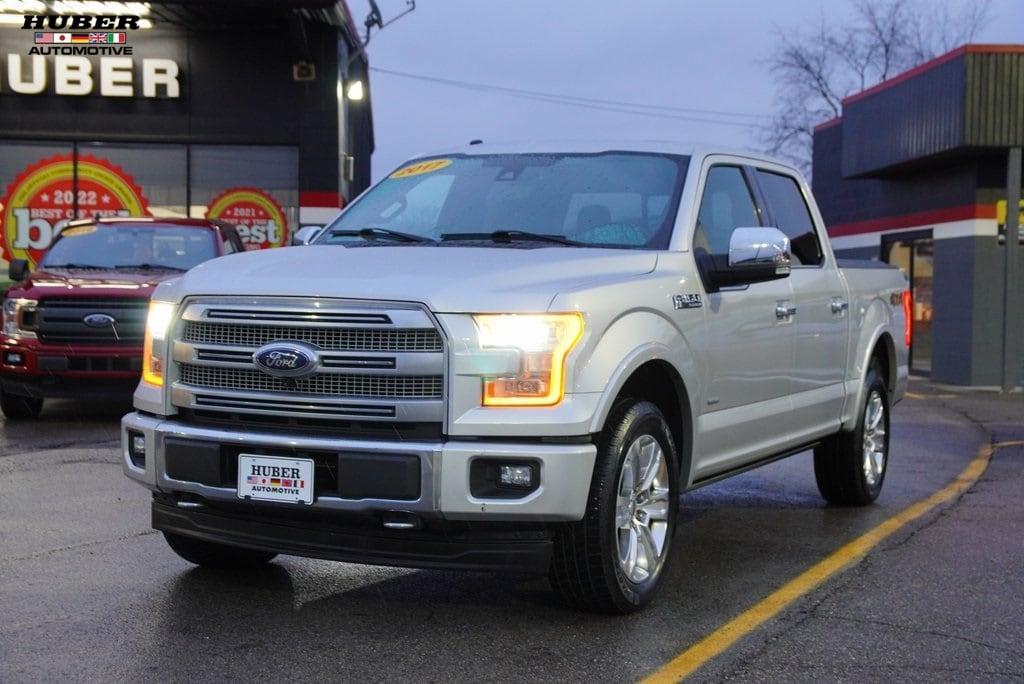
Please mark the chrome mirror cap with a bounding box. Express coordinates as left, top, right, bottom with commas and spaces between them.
728, 226, 792, 275
292, 225, 324, 246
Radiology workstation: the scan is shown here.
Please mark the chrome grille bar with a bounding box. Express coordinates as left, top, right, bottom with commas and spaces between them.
181, 321, 442, 352
179, 364, 443, 399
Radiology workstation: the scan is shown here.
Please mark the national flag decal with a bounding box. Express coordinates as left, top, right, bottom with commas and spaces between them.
34, 32, 127, 44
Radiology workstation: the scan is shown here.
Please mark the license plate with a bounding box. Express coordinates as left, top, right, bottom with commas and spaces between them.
237, 454, 314, 505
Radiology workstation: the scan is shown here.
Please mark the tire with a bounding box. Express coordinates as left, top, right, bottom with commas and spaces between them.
814, 363, 890, 505
0, 390, 43, 419
163, 532, 277, 569
549, 400, 679, 614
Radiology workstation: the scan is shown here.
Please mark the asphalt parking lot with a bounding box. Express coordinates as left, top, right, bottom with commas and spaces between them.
1, 381, 1022, 682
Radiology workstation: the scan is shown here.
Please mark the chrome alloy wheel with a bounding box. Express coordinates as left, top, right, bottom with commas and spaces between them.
862, 390, 887, 487
615, 434, 670, 584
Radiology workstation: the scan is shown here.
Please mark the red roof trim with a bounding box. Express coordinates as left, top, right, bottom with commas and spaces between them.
827, 204, 998, 237
813, 116, 842, 133
841, 44, 1024, 106
300, 191, 343, 208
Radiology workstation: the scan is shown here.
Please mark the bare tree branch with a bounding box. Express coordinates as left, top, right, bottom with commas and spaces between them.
761, 0, 993, 176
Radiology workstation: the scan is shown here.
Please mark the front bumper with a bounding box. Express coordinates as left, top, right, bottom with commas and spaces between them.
152, 495, 555, 573
122, 412, 597, 523
1, 338, 141, 399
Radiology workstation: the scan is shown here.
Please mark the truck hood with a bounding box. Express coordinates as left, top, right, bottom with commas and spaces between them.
7, 268, 179, 300
156, 245, 658, 312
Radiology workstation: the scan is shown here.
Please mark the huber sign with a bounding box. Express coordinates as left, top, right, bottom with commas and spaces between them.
206, 188, 289, 250
0, 154, 151, 267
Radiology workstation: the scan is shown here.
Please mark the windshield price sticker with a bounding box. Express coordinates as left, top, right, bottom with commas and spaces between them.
389, 158, 453, 179
0, 154, 150, 268
206, 187, 289, 250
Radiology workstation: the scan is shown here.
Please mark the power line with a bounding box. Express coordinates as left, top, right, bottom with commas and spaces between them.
369, 66, 768, 128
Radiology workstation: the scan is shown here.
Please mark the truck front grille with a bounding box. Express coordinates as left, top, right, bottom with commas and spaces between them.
170, 298, 446, 426
179, 364, 443, 399
36, 297, 148, 346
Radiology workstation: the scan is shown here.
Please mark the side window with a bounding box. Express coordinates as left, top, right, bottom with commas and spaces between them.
693, 166, 759, 258
755, 170, 823, 266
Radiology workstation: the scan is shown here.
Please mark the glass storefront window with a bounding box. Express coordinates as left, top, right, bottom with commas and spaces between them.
0, 140, 301, 275
886, 237, 934, 373
0, 140, 74, 275
190, 146, 299, 250
78, 143, 188, 218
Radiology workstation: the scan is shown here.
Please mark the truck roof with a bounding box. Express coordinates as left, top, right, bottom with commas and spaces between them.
66, 216, 233, 233
410, 140, 793, 169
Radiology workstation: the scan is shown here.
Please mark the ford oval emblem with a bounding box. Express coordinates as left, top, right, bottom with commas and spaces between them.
252, 342, 319, 378
83, 313, 116, 328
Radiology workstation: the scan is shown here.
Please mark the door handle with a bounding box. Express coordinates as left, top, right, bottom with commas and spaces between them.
775, 303, 798, 319
831, 299, 849, 314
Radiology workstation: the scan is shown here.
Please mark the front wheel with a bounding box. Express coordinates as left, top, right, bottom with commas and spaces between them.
0, 390, 43, 420
814, 363, 890, 505
549, 400, 679, 614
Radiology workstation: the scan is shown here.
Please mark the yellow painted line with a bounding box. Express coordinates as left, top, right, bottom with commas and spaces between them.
642, 440, 1021, 683
905, 391, 957, 400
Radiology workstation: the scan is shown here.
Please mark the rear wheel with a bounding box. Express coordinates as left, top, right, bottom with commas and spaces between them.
0, 390, 43, 419
814, 363, 890, 505
163, 532, 277, 569
549, 400, 679, 614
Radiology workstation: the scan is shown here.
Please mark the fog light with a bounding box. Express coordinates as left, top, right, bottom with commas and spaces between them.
498, 464, 534, 488
4, 351, 24, 366
128, 431, 146, 468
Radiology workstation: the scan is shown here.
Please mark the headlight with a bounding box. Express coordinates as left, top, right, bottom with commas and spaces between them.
2, 298, 39, 339
142, 301, 175, 387
474, 313, 584, 406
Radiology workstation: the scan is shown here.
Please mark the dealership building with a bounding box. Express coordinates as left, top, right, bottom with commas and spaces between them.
0, 0, 373, 267
814, 44, 1023, 387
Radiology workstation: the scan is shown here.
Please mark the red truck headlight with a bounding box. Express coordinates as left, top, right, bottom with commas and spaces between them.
2, 298, 39, 339
142, 301, 175, 387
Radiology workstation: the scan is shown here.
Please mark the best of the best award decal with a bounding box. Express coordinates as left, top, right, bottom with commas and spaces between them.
0, 154, 150, 267
205, 187, 289, 250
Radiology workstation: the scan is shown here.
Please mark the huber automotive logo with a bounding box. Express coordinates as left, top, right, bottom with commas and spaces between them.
0, 9, 181, 98
21, 13, 140, 56
253, 343, 320, 379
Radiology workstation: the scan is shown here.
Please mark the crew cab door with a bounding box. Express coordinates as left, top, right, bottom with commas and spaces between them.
689, 162, 796, 478
753, 167, 849, 441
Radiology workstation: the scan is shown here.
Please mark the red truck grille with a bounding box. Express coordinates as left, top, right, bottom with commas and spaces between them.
36, 298, 148, 346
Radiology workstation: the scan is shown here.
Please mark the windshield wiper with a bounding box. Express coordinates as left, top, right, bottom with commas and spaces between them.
113, 263, 187, 272
43, 262, 107, 269
329, 227, 436, 244
440, 230, 583, 247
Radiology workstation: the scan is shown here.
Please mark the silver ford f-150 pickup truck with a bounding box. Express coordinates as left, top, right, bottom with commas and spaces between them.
123, 143, 909, 613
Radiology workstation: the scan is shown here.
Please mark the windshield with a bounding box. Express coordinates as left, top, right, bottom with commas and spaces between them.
40, 224, 218, 271
316, 152, 689, 249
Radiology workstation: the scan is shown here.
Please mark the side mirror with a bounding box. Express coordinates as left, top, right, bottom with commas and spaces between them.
708, 227, 791, 289
8, 259, 29, 283
292, 225, 324, 246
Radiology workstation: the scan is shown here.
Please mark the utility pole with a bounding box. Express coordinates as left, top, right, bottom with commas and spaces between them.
1003, 147, 1021, 393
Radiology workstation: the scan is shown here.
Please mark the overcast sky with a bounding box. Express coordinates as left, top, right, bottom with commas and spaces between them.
348, 0, 1024, 180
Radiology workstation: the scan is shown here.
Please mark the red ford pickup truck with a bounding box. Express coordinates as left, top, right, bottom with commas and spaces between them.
1, 218, 244, 419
